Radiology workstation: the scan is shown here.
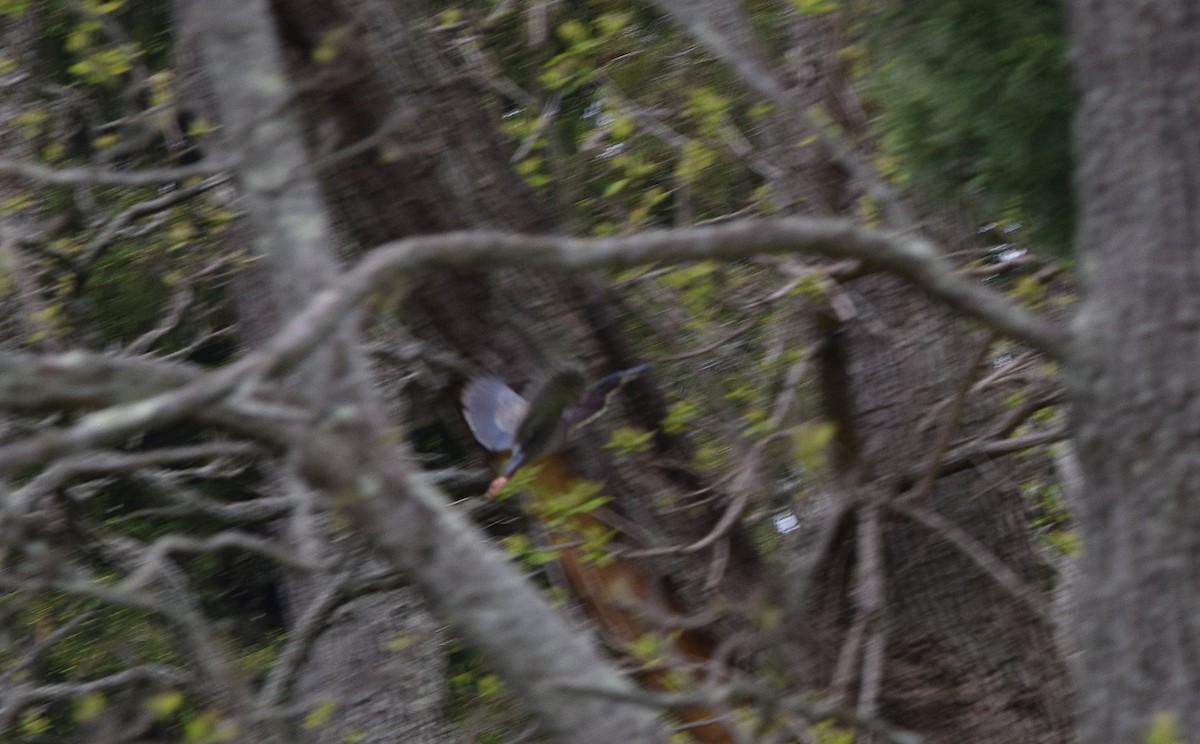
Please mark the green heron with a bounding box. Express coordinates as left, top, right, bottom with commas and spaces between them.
462, 364, 650, 498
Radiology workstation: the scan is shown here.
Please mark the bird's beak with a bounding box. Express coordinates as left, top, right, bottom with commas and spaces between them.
485, 475, 511, 499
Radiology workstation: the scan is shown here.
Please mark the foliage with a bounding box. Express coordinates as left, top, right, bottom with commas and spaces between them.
0, 4, 267, 741
467, 0, 769, 230
862, 0, 1074, 252
1145, 712, 1184, 744
0, 0, 1078, 740
1022, 478, 1077, 557
445, 640, 536, 742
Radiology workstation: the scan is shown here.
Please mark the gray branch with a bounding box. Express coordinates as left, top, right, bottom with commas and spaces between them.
293, 220, 1067, 359
0, 664, 190, 727
0, 158, 232, 187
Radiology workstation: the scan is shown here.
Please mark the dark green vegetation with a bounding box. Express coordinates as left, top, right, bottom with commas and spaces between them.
0, 0, 1082, 742
864, 0, 1073, 251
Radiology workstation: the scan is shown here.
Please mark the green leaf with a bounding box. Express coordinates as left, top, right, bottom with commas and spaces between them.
557, 19, 589, 44
387, 633, 415, 652
605, 426, 654, 454
610, 114, 636, 141
312, 28, 348, 64
663, 399, 700, 435
303, 700, 338, 730
790, 0, 838, 15
183, 710, 238, 742
595, 12, 632, 35
602, 178, 629, 197
0, 0, 29, 16
793, 421, 837, 472
1146, 712, 1183, 744
476, 673, 504, 700
20, 712, 51, 735
74, 692, 107, 722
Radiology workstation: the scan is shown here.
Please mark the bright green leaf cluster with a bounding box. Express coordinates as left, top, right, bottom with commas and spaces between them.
605, 425, 655, 454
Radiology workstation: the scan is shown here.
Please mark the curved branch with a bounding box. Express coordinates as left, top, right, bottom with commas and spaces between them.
353, 220, 1067, 358
0, 158, 232, 187
886, 501, 1051, 625
0, 216, 1064, 480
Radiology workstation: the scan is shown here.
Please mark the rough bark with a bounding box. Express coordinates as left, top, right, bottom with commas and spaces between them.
183, 1, 669, 742
178, 2, 452, 741
650, 2, 1074, 740
1068, 1, 1200, 740
268, 0, 750, 625
266, 0, 581, 383
812, 275, 1073, 743
257, 3, 768, 739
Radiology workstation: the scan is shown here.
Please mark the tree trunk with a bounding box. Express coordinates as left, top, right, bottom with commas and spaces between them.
801, 274, 1073, 743
648, 2, 1074, 739
188, 0, 692, 740
268, 0, 746, 603
1068, 1, 1200, 740
178, 2, 454, 741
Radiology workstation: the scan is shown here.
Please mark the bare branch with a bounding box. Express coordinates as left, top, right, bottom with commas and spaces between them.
258, 574, 352, 710
909, 332, 997, 502
0, 665, 189, 727
345, 220, 1066, 358
75, 174, 232, 288
0, 612, 97, 688
117, 530, 323, 594
559, 680, 924, 744
0, 158, 232, 187
119, 488, 291, 524
0, 352, 198, 411
0, 214, 1063, 476
12, 442, 261, 501
125, 253, 238, 355
0, 356, 257, 476
258, 567, 408, 710
886, 501, 1051, 625
0, 351, 301, 447
856, 505, 886, 720
0, 271, 345, 473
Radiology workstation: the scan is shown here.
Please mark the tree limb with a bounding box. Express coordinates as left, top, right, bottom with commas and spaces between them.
0, 214, 1065, 481
0, 158, 232, 187
886, 501, 1051, 625
357, 221, 1065, 356
560, 679, 924, 744
0, 665, 190, 727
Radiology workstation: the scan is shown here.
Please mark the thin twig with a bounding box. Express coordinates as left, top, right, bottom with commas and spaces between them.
75, 174, 231, 289
558, 680, 924, 744
0, 664, 189, 727
856, 505, 886, 720
905, 425, 1069, 486
909, 332, 997, 503
116, 531, 324, 595
886, 501, 1051, 625
0, 611, 97, 687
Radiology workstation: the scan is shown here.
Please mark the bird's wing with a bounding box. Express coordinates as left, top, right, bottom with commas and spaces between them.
462, 377, 527, 453
562, 363, 650, 431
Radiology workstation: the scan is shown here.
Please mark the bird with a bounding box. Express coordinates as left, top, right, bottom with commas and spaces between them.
462, 364, 650, 498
